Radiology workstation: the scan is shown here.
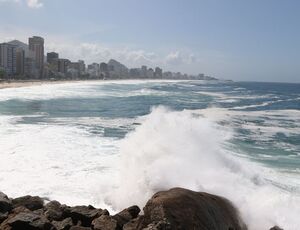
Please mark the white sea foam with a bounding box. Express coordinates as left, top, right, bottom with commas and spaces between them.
0, 80, 181, 101
105, 107, 300, 230
0, 115, 119, 207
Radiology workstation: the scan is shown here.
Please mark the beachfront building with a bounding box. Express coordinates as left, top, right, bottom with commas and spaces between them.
0, 43, 17, 77
47, 52, 59, 64
155, 67, 163, 78
16, 47, 25, 76
57, 59, 70, 74
29, 36, 44, 78
141, 65, 147, 78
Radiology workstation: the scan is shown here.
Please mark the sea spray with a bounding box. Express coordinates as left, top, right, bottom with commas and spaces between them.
107, 106, 300, 230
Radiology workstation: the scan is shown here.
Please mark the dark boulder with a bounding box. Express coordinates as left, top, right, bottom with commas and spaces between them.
123, 217, 171, 230
69, 226, 91, 230
0, 192, 13, 213
137, 187, 247, 230
112, 205, 140, 228
92, 215, 118, 230
0, 212, 9, 224
12, 196, 44, 211
5, 211, 52, 230
44, 200, 65, 221
64, 205, 108, 226
52, 217, 74, 230
270, 226, 284, 230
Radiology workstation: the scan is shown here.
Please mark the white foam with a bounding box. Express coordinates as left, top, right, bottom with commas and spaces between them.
105, 107, 300, 230
0, 80, 184, 101
0, 115, 119, 207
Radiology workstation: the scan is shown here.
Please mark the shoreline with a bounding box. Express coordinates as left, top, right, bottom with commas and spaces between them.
0, 188, 280, 230
0, 80, 96, 90
0, 79, 192, 90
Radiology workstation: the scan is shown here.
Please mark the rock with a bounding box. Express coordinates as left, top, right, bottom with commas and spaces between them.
112, 205, 140, 228
123, 217, 171, 230
92, 215, 118, 230
270, 226, 284, 230
65, 205, 107, 226
139, 187, 247, 230
142, 220, 172, 230
69, 226, 91, 230
12, 196, 44, 211
52, 217, 74, 230
0, 212, 9, 224
0, 206, 31, 229
0, 192, 13, 213
6, 211, 52, 229
45, 200, 64, 221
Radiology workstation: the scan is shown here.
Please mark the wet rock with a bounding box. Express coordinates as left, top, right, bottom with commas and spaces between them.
0, 206, 30, 229
112, 205, 140, 227
0, 212, 9, 224
69, 226, 91, 230
92, 215, 118, 230
45, 200, 64, 221
142, 220, 172, 230
0, 192, 13, 213
139, 187, 247, 230
270, 226, 284, 230
12, 196, 44, 211
65, 205, 107, 226
6, 211, 52, 229
52, 217, 74, 230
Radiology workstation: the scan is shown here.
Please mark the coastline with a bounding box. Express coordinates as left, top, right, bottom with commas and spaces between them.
0, 80, 86, 90
0, 79, 191, 90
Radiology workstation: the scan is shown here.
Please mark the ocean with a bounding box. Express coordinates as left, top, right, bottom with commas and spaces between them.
0, 80, 299, 229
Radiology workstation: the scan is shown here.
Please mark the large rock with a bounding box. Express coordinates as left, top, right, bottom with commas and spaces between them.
52, 217, 74, 230
69, 227, 91, 230
64, 205, 108, 226
112, 205, 140, 228
270, 226, 284, 230
0, 192, 12, 214
44, 200, 65, 221
4, 211, 52, 230
137, 187, 247, 230
12, 196, 44, 211
92, 215, 118, 230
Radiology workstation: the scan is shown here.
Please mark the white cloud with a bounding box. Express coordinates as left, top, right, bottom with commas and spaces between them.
26, 0, 43, 8
0, 0, 43, 8
165, 51, 198, 66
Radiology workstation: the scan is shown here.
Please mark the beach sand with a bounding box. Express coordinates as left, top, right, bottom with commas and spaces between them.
0, 80, 86, 90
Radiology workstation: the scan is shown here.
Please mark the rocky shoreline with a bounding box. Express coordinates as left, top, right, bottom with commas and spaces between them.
0, 188, 282, 230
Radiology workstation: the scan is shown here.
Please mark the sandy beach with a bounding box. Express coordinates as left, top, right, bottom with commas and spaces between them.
0, 80, 84, 90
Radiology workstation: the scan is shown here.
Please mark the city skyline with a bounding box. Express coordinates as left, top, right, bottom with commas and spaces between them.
0, 0, 300, 82
1, 35, 214, 80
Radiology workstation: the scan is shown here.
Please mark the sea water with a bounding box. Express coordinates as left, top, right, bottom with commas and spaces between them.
0, 80, 299, 229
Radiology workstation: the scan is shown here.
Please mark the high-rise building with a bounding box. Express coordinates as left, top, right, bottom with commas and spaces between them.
155, 67, 163, 78
47, 52, 59, 64
100, 62, 108, 72
0, 43, 17, 76
57, 59, 70, 74
29, 36, 44, 78
78, 60, 85, 74
147, 68, 154, 78
141, 65, 147, 78
16, 47, 25, 76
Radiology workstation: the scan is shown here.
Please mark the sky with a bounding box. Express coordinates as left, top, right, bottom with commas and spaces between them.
0, 0, 299, 82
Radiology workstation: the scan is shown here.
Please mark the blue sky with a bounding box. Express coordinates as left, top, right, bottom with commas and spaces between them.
0, 0, 299, 82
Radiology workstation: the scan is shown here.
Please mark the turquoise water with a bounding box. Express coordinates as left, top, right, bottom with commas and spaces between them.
0, 80, 299, 229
